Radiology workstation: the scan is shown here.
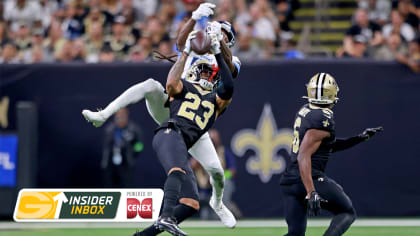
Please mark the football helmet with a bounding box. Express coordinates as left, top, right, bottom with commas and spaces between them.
186, 59, 220, 91
303, 73, 339, 104
218, 21, 236, 48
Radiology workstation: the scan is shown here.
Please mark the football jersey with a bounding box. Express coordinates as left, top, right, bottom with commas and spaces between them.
280, 103, 336, 184
164, 80, 218, 149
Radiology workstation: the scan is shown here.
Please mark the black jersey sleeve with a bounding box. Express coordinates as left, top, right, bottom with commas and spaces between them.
307, 109, 335, 133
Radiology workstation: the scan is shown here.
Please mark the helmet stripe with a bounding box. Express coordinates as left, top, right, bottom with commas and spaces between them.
317, 72, 325, 100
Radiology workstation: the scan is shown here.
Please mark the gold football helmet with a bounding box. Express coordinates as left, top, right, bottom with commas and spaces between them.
303, 72, 339, 104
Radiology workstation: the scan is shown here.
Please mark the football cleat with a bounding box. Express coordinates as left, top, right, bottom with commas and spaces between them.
209, 196, 237, 228
156, 216, 188, 236
82, 109, 106, 127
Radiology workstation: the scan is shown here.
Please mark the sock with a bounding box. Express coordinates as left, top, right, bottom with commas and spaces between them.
138, 204, 197, 236
161, 171, 186, 218
101, 78, 164, 119
324, 212, 356, 236
210, 171, 225, 203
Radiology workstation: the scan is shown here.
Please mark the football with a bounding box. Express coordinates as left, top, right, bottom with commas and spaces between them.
190, 30, 212, 55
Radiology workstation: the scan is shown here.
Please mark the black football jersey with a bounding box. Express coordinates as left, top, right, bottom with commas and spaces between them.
281, 103, 336, 184
165, 80, 218, 149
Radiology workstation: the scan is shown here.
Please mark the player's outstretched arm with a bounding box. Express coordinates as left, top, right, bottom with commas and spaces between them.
331, 126, 383, 152
211, 37, 234, 116
176, 3, 215, 51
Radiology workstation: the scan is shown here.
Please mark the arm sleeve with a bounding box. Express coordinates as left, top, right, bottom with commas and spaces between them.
331, 136, 365, 153
308, 109, 334, 133
232, 56, 241, 78
215, 53, 234, 100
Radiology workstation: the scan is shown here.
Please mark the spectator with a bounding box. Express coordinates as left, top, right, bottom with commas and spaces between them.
337, 34, 369, 58
358, 0, 391, 25
102, 108, 144, 188
234, 0, 252, 35
397, 0, 419, 30
383, 11, 416, 42
232, 33, 264, 60
249, 3, 276, 50
275, 0, 295, 46
0, 42, 19, 63
39, 0, 59, 30
71, 38, 87, 62
23, 28, 53, 63
346, 8, 383, 47
103, 15, 134, 61
373, 33, 408, 60
396, 37, 420, 72
62, 1, 86, 40
44, 20, 66, 61
83, 7, 110, 36
3, 0, 42, 32
29, 45, 46, 63
14, 23, 31, 52
102, 0, 120, 17
145, 16, 170, 48
56, 40, 75, 62
99, 44, 116, 62
0, 21, 9, 47
84, 21, 105, 62
132, 0, 158, 19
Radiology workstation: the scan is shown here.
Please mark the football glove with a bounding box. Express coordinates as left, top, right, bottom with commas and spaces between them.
207, 21, 223, 41
306, 191, 327, 216
210, 33, 221, 55
183, 30, 198, 55
359, 126, 383, 141
192, 3, 216, 21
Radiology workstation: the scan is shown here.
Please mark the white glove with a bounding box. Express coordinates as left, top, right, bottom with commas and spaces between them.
210, 33, 221, 55
206, 21, 223, 41
192, 3, 216, 21
184, 30, 198, 54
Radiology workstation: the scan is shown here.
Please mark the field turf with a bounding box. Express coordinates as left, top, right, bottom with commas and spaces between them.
1, 227, 420, 236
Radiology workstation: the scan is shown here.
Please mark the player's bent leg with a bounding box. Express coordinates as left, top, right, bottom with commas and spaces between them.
315, 177, 356, 236
82, 78, 168, 127
281, 184, 307, 236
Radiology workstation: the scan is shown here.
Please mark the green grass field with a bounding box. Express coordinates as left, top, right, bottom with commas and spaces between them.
2, 227, 420, 236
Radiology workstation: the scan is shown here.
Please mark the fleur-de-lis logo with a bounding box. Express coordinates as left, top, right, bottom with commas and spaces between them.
231, 104, 293, 183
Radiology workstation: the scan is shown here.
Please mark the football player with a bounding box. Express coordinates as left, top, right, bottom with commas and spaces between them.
280, 73, 383, 236
151, 30, 234, 236
82, 3, 238, 231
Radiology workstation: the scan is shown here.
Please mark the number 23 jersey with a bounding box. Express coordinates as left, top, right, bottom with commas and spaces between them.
281, 103, 336, 184
167, 80, 218, 149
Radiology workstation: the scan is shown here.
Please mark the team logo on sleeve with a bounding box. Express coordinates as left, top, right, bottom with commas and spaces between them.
231, 104, 293, 183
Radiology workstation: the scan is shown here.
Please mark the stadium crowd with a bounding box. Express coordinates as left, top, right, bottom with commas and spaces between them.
0, 0, 299, 63
0, 0, 419, 69
339, 0, 420, 72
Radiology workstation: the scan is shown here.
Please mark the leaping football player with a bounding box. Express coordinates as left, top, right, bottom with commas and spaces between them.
280, 73, 383, 236
82, 2, 239, 233
148, 27, 234, 236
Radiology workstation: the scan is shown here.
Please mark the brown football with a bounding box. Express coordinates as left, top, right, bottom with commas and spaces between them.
190, 30, 212, 55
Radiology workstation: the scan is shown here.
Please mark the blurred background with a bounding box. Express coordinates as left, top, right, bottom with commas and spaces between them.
1, 0, 420, 221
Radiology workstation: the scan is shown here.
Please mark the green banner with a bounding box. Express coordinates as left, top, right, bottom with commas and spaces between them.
60, 192, 120, 219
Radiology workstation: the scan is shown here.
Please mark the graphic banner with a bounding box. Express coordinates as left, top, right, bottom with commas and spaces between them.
13, 189, 163, 222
